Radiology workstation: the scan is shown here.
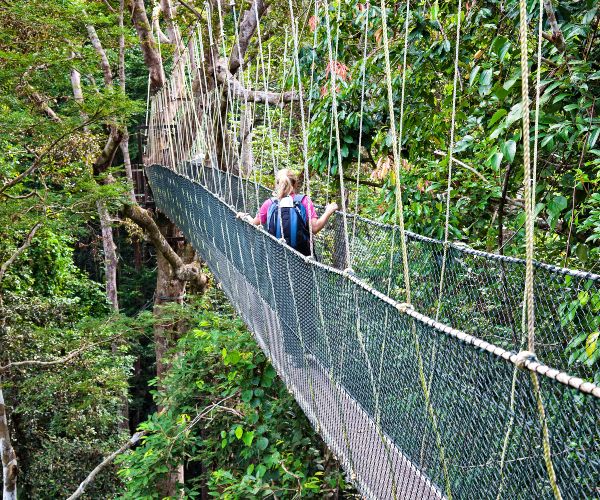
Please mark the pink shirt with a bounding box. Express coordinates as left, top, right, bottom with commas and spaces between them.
258, 193, 318, 225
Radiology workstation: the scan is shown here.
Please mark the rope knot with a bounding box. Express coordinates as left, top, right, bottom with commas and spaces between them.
514, 350, 537, 370
396, 302, 413, 313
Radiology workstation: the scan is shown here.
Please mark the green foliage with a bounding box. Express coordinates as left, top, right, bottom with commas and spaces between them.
300, 0, 599, 265
118, 292, 354, 499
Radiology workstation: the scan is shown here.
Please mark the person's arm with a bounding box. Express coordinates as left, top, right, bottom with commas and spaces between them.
310, 202, 338, 234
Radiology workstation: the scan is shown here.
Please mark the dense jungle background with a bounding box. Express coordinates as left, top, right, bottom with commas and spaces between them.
0, 0, 598, 498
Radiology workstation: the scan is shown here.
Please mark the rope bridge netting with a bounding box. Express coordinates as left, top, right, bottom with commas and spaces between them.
141, 0, 599, 497
147, 163, 599, 500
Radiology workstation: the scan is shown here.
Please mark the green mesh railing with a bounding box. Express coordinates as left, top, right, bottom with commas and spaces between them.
146, 163, 599, 500
178, 161, 600, 380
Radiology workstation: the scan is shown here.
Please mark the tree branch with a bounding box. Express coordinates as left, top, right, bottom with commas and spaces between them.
0, 335, 122, 374
87, 24, 113, 85
228, 0, 268, 75
343, 175, 383, 189
433, 150, 490, 183
127, 0, 166, 92
94, 128, 124, 176
122, 203, 207, 286
0, 222, 42, 284
178, 0, 203, 20
66, 430, 147, 500
216, 59, 298, 105
543, 0, 566, 52
27, 90, 62, 122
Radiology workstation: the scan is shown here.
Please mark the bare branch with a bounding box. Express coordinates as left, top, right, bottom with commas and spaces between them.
122, 203, 208, 287
229, 0, 268, 75
0, 335, 122, 374
0, 222, 42, 284
543, 0, 566, 52
66, 430, 147, 500
178, 0, 203, 20
87, 24, 114, 85
216, 59, 298, 106
102, 0, 116, 12
152, 3, 172, 44
433, 150, 490, 183
28, 90, 62, 122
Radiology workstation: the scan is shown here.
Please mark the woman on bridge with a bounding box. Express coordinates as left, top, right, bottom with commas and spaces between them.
240, 168, 338, 256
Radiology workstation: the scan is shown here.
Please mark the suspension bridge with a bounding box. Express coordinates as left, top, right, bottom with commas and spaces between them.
141, 0, 600, 497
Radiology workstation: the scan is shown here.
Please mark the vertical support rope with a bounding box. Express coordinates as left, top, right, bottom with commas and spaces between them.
323, 0, 352, 269
517, 1, 562, 498
379, 0, 411, 303
351, 3, 370, 265
435, 0, 462, 321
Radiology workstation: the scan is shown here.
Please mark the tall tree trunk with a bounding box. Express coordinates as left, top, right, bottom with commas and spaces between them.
119, 0, 136, 204
97, 201, 120, 312
127, 0, 166, 93
153, 217, 186, 497
0, 383, 18, 500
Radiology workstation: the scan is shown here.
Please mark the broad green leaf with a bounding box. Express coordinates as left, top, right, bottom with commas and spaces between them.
505, 102, 523, 128
242, 431, 255, 447
469, 65, 480, 86
256, 437, 269, 450
488, 151, 503, 170
588, 127, 600, 149
488, 109, 507, 128
500, 140, 516, 163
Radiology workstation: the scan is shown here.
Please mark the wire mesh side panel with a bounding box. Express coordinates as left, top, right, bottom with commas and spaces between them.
147, 165, 600, 500
178, 165, 600, 380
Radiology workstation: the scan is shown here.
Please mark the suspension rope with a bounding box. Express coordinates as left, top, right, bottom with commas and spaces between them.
435, 0, 462, 321
379, 0, 412, 303
350, 2, 370, 265
323, 0, 351, 269
517, 0, 562, 496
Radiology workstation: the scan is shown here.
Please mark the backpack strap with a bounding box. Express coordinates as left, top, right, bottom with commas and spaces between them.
292, 194, 308, 222
266, 198, 280, 235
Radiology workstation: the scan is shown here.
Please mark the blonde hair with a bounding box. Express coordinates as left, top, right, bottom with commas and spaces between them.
274, 168, 298, 199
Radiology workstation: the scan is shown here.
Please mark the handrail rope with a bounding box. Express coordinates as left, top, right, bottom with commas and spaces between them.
201, 159, 600, 280
150, 163, 600, 401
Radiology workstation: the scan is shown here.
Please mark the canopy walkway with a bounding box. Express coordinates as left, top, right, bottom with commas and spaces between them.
146, 162, 599, 499
142, 0, 600, 496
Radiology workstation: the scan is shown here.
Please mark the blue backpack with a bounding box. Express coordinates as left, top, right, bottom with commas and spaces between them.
266, 195, 311, 256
